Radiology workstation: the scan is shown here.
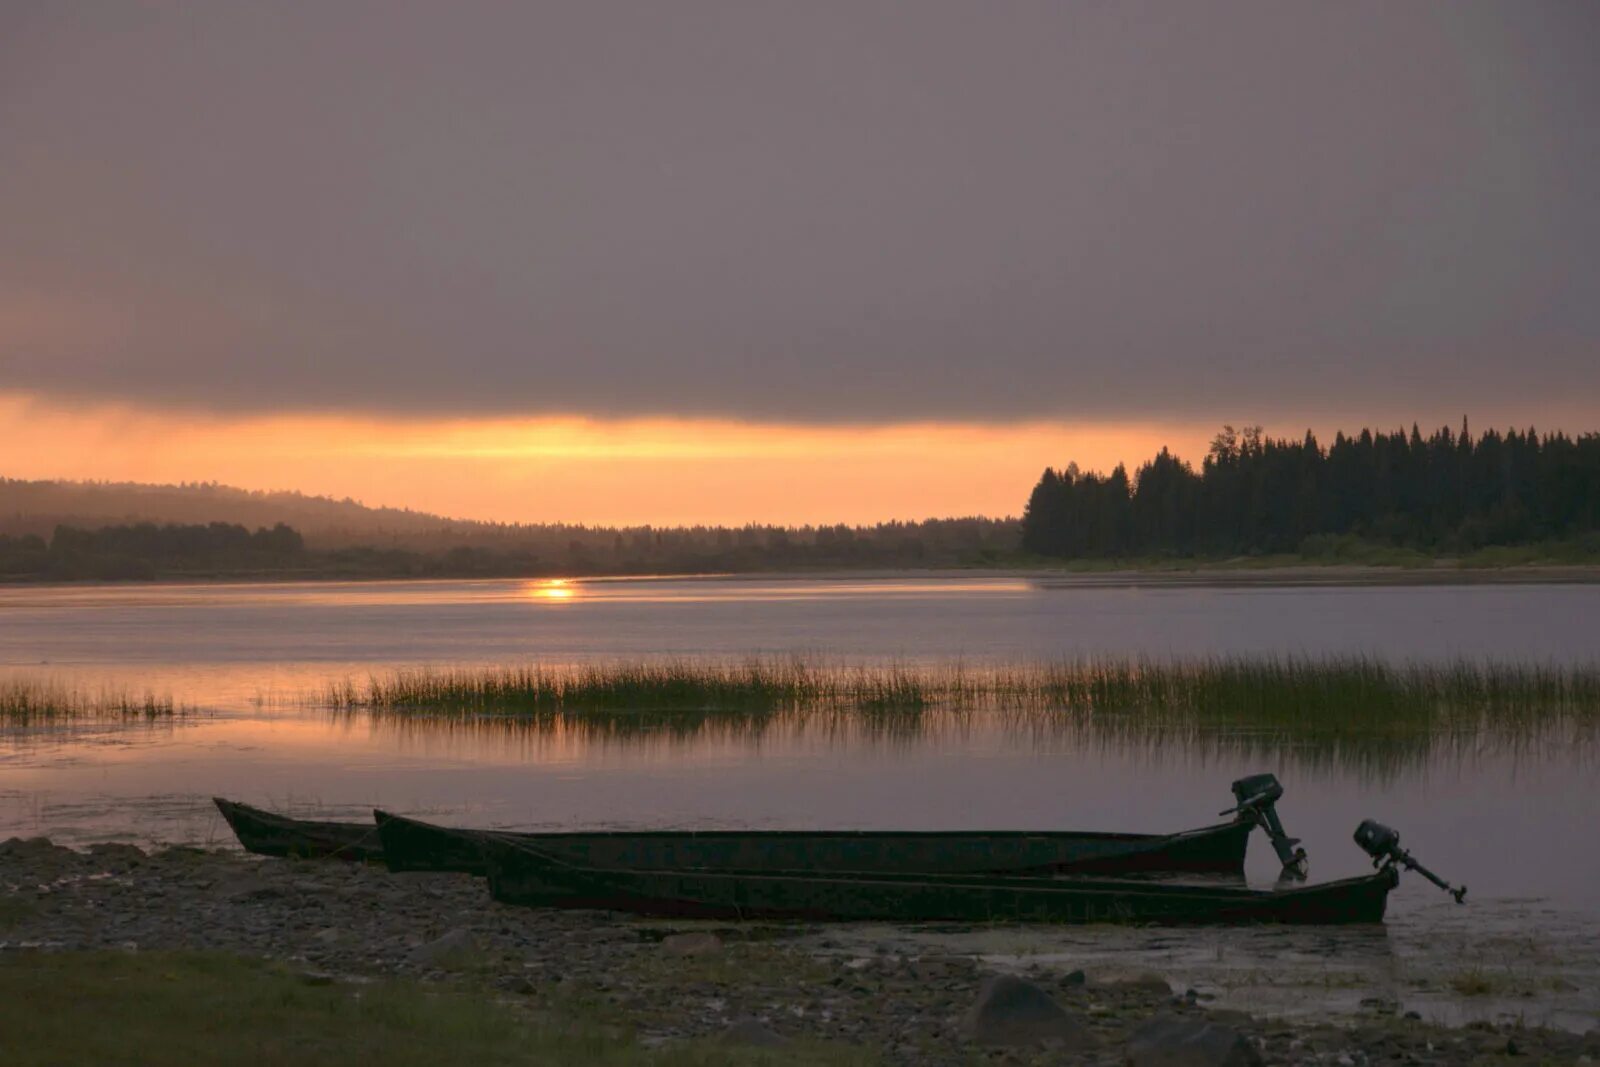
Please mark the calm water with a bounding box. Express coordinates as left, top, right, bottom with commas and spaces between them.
2, 575, 1597, 1028
2, 574, 1598, 699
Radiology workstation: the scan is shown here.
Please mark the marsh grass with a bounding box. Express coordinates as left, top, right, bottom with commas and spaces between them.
322, 658, 1600, 780
326, 661, 954, 738
328, 656, 1600, 738
0, 679, 180, 725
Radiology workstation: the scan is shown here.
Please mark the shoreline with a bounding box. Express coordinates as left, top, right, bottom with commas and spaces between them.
5, 836, 1595, 1065
4, 560, 1600, 592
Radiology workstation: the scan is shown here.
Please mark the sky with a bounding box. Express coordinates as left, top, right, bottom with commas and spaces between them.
3, 2, 1597, 525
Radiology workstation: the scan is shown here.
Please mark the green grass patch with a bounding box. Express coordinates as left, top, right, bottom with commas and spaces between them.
0, 951, 871, 1067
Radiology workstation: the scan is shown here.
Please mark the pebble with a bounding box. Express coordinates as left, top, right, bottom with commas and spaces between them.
720, 1017, 787, 1047
660, 931, 722, 956
408, 927, 474, 964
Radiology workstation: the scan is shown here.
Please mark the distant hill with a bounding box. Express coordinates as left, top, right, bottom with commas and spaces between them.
0, 478, 1021, 575
0, 478, 475, 547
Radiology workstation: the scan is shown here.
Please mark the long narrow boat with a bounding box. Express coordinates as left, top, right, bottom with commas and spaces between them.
212, 798, 384, 861
479, 836, 1398, 925
372, 809, 1254, 878
216, 773, 1302, 878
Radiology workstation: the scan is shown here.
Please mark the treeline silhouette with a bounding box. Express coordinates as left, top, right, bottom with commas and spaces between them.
7, 421, 1597, 583
0, 517, 1017, 582
0, 477, 1016, 572
0, 523, 306, 580
1022, 423, 1600, 559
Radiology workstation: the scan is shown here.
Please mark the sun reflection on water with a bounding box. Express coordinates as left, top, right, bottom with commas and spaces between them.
528, 579, 577, 602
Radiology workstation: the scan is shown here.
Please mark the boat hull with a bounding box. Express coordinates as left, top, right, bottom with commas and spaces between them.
212, 798, 383, 861
482, 838, 1395, 926
373, 810, 1253, 878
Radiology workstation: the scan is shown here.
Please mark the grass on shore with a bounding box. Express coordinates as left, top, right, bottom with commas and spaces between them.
0, 950, 870, 1067
327, 657, 1600, 742
0, 678, 179, 725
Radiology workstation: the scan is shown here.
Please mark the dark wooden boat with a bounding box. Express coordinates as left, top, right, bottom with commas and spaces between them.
372, 809, 1254, 878
479, 836, 1398, 925
212, 798, 384, 861
218, 774, 1303, 878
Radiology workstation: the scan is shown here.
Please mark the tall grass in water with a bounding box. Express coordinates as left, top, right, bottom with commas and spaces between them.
1000, 658, 1600, 738
327, 656, 1600, 744
327, 660, 939, 734
0, 679, 179, 725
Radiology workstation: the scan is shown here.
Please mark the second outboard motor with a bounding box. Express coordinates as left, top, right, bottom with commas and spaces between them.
1354, 819, 1467, 903
1222, 773, 1308, 878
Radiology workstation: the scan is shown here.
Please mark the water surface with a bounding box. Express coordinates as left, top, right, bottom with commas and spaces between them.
2, 575, 1596, 1029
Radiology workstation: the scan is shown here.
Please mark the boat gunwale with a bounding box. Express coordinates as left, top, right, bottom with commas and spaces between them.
213, 797, 378, 838
479, 834, 1392, 902
371, 809, 1249, 846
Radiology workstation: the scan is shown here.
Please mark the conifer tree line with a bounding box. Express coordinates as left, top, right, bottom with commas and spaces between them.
1021, 422, 1600, 558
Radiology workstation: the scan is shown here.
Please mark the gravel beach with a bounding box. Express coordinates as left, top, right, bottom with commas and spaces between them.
4, 836, 1596, 1065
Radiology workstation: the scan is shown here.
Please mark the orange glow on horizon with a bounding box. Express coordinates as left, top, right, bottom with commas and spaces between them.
0, 391, 1222, 526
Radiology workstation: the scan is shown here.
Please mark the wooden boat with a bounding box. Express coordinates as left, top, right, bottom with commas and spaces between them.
218, 774, 1303, 879
212, 798, 385, 861
372, 809, 1255, 878
479, 836, 1398, 925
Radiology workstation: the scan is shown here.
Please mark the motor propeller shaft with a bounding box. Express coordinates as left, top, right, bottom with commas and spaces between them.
1353, 819, 1467, 903
1223, 774, 1308, 878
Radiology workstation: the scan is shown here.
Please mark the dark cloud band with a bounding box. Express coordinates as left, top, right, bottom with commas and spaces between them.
3, 2, 1597, 421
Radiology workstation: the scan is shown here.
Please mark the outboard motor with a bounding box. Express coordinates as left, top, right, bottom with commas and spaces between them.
1221, 774, 1308, 878
1354, 819, 1466, 903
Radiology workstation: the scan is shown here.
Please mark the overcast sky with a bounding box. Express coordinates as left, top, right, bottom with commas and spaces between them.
4, 1, 1597, 428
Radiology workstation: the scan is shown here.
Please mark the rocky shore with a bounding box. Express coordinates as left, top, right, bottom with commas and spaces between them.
3, 836, 1595, 1065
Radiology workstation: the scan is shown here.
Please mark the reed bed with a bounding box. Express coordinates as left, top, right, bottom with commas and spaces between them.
330, 661, 938, 717
327, 656, 1600, 745
0, 679, 179, 725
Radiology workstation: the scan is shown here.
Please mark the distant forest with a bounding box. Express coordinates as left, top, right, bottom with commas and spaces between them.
0, 522, 307, 581
0, 517, 1017, 582
1021, 423, 1600, 559
0, 478, 1012, 558
4, 420, 1599, 582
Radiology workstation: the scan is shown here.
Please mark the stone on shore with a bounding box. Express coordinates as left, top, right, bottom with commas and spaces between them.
85, 842, 147, 869
220, 876, 287, 903
720, 1017, 787, 1047
660, 931, 723, 956
961, 974, 1096, 1049
1126, 1014, 1263, 1067
409, 927, 474, 965
1099, 969, 1174, 996
1, 836, 79, 871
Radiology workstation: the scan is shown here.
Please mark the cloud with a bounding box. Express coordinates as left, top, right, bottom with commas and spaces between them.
2, 2, 1598, 423
0, 392, 1217, 524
